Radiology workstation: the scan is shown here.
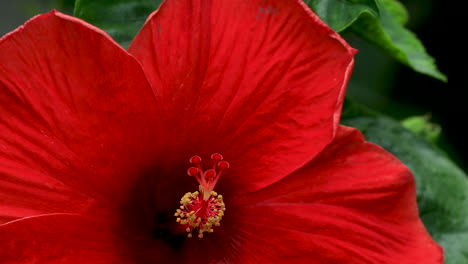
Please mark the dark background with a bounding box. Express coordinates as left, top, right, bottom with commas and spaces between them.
1, 0, 461, 170
345, 0, 460, 169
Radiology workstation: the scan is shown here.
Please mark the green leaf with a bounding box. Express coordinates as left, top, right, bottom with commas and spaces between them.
74, 0, 162, 48
401, 115, 441, 143
341, 97, 379, 120
342, 116, 468, 264
349, 0, 447, 81
305, 0, 446, 81
303, 0, 379, 32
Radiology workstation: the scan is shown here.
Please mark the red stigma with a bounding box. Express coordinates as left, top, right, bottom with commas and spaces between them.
187, 167, 198, 177
189, 155, 202, 164
205, 169, 217, 179
176, 153, 229, 238
211, 153, 223, 161
186, 153, 230, 200
218, 161, 230, 169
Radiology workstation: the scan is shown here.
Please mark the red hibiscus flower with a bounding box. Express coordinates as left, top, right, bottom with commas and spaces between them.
0, 0, 442, 263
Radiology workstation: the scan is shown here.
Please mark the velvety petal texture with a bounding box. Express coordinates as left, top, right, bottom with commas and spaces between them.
226, 126, 443, 263
0, 214, 136, 263
129, 0, 356, 193
0, 11, 165, 223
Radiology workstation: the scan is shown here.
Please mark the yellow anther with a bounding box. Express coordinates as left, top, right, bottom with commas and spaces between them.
175, 188, 225, 239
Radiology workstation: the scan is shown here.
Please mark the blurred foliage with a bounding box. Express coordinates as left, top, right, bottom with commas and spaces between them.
342, 99, 467, 264
74, 0, 162, 48
22, 0, 74, 16
303, 0, 379, 32
401, 115, 441, 143
350, 0, 446, 81
343, 114, 468, 264
306, 0, 446, 81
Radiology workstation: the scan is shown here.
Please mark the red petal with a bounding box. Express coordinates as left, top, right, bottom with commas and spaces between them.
0, 11, 165, 223
230, 126, 442, 263
129, 0, 355, 193
0, 214, 170, 263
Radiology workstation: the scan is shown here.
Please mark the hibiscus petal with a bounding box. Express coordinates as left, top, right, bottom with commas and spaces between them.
0, 213, 169, 263
0, 11, 165, 223
129, 0, 355, 193
231, 126, 442, 263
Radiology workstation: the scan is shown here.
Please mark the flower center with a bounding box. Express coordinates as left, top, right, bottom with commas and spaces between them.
174, 153, 229, 238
